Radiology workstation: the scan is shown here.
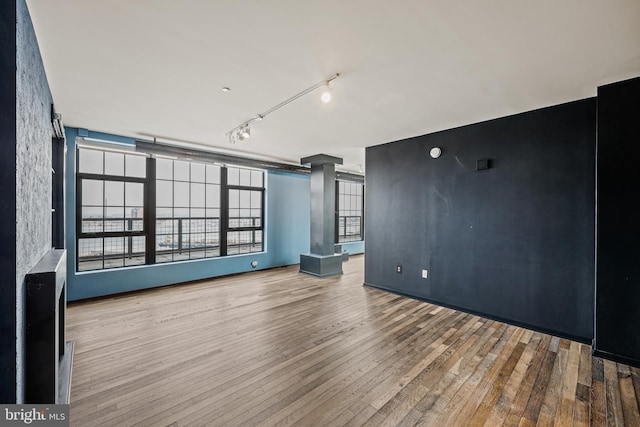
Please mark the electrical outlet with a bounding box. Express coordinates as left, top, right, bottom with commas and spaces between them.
396, 264, 402, 274
422, 269, 428, 279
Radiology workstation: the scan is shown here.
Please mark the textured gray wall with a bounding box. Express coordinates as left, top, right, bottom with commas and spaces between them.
14, 0, 53, 402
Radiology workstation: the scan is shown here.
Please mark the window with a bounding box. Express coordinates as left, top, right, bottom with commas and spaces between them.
76, 146, 265, 271
76, 147, 148, 271
336, 180, 364, 243
155, 159, 222, 262
226, 167, 264, 255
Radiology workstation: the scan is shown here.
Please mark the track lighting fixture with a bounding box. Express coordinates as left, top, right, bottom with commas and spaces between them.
227, 73, 340, 143
238, 125, 250, 140
321, 84, 332, 103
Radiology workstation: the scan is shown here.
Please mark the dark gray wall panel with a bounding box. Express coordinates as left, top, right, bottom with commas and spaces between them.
0, 0, 54, 403
595, 76, 640, 366
0, 0, 18, 404
365, 99, 596, 342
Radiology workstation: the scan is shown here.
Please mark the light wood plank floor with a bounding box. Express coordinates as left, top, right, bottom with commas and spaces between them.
67, 255, 640, 426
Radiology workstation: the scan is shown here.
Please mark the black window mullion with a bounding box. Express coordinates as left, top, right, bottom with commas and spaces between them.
220, 167, 228, 256
335, 180, 339, 243
260, 187, 264, 251
76, 172, 146, 183
146, 157, 156, 264
75, 172, 82, 271
361, 183, 365, 241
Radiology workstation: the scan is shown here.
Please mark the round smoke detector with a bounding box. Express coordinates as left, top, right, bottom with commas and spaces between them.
429, 147, 442, 159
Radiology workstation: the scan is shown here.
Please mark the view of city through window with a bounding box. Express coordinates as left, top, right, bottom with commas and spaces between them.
76, 146, 265, 271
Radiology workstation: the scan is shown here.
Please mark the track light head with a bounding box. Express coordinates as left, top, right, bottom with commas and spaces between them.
237, 125, 250, 140
321, 84, 332, 103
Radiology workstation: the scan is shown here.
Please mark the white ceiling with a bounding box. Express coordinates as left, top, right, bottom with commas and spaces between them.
26, 0, 640, 174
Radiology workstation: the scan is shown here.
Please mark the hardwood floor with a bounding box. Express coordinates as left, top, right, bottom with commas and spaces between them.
67, 255, 640, 426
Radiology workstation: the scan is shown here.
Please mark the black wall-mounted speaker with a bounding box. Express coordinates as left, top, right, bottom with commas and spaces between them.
476, 158, 492, 171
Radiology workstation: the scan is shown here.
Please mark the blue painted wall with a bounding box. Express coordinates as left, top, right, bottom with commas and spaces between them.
65, 129, 363, 300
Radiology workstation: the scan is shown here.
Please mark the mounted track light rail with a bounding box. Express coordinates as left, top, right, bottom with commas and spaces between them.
227, 73, 340, 144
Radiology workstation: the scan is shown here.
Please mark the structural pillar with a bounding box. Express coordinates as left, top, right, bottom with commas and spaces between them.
300, 154, 343, 277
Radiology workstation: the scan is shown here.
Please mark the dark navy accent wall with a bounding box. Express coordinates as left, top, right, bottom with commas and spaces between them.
595, 76, 640, 366
365, 99, 596, 342
0, 0, 18, 404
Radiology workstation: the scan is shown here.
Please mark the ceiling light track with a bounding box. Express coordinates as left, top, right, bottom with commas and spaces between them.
227, 73, 340, 144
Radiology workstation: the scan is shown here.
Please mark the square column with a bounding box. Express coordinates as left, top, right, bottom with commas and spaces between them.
300, 154, 343, 277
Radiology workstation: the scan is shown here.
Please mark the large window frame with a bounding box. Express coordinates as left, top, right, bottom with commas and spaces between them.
225, 166, 265, 255
335, 180, 364, 243
154, 158, 223, 263
76, 145, 265, 272
76, 147, 151, 271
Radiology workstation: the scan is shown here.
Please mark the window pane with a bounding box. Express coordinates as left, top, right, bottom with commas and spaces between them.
125, 207, 143, 219
174, 161, 189, 181
82, 180, 103, 206
104, 206, 125, 232
78, 238, 103, 271
79, 149, 103, 174
191, 163, 205, 182
104, 152, 124, 176
206, 185, 220, 208
191, 183, 205, 208
126, 215, 143, 231
251, 170, 263, 187
239, 190, 250, 208
228, 167, 239, 185
229, 190, 239, 208
105, 181, 124, 206
105, 206, 123, 222
82, 207, 103, 233
251, 191, 261, 209
190, 208, 205, 219
240, 169, 251, 186
174, 182, 189, 207
157, 208, 173, 219
205, 219, 218, 233
125, 182, 144, 206
156, 180, 173, 207
104, 237, 124, 268
125, 154, 146, 178
156, 158, 173, 180
206, 164, 221, 184
229, 209, 239, 227
174, 207, 189, 218
205, 233, 219, 257
125, 236, 146, 266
